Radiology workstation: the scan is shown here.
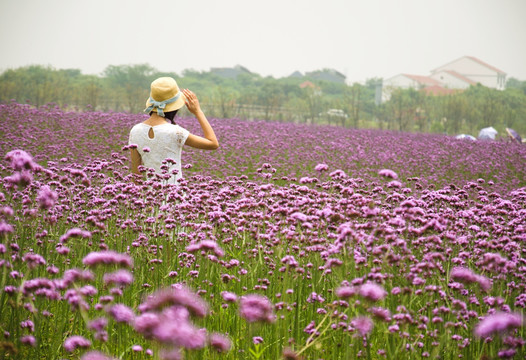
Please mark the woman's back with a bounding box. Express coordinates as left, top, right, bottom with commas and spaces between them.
129, 123, 189, 183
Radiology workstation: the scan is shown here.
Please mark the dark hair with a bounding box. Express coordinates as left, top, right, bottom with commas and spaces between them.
164, 110, 178, 124
149, 109, 179, 124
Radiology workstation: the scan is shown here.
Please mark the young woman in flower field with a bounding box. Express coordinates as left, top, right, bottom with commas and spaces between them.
129, 77, 219, 184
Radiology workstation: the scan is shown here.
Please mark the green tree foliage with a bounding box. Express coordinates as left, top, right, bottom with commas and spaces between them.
1, 64, 525, 138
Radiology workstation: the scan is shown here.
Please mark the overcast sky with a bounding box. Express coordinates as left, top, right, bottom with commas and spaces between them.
1, 0, 525, 83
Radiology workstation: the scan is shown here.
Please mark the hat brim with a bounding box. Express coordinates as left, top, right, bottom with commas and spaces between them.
145, 94, 186, 114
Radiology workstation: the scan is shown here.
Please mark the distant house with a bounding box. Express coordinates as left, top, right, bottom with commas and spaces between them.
381, 56, 506, 102
430, 56, 506, 90
429, 70, 477, 90
299, 80, 316, 89
382, 74, 443, 102
210, 65, 253, 79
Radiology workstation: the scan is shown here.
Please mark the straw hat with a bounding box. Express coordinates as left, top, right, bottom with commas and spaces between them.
144, 77, 185, 116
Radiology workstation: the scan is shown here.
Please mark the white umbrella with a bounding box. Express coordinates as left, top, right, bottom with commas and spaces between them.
455, 134, 476, 141
478, 127, 498, 140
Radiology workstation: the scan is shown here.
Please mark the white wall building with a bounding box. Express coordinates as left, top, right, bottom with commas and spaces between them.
431, 56, 506, 90
429, 70, 476, 90
381, 56, 507, 102
382, 74, 442, 102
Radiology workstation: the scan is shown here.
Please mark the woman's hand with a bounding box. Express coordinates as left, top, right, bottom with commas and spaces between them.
182, 88, 219, 150
183, 89, 202, 115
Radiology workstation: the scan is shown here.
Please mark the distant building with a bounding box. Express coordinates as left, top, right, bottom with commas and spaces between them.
382, 74, 444, 102
429, 70, 477, 90
381, 56, 506, 102
210, 65, 253, 79
431, 56, 506, 90
299, 80, 316, 89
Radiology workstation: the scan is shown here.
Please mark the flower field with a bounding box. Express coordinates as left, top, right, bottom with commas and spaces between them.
1, 102, 525, 360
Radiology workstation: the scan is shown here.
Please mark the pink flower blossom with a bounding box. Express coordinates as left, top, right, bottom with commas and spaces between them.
378, 169, 398, 179
351, 316, 374, 337
64, 335, 92, 352
359, 282, 387, 302
239, 294, 275, 323
107, 304, 135, 323
82, 251, 133, 268
210, 333, 231, 352
474, 312, 524, 338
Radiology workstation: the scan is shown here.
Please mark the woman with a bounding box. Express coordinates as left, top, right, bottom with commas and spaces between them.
128, 77, 218, 184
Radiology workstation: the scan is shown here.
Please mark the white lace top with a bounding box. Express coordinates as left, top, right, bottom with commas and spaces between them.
129, 123, 190, 184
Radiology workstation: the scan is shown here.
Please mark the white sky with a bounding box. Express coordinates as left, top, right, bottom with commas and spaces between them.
1, 0, 525, 83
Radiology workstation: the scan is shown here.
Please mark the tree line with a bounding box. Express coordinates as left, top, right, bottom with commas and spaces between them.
1, 64, 525, 137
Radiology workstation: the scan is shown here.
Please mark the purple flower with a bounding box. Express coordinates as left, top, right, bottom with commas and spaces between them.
498, 349, 516, 358
152, 308, 207, 349
22, 252, 46, 269
0, 221, 14, 235
290, 212, 308, 222
351, 316, 374, 337
474, 312, 524, 338
186, 240, 224, 257
450, 267, 492, 291
62, 268, 95, 287
103, 269, 134, 287
159, 348, 182, 360
221, 291, 238, 302
22, 278, 55, 296
20, 320, 34, 332
252, 336, 264, 344
132, 345, 143, 352
20, 335, 36, 347
36, 185, 58, 210
239, 294, 275, 323
107, 304, 135, 323
314, 163, 328, 172
134, 312, 161, 338
82, 251, 133, 268
60, 228, 92, 243
88, 317, 108, 332
64, 335, 92, 352
378, 169, 398, 179
79, 285, 98, 297
81, 351, 115, 360
210, 333, 231, 352
140, 286, 208, 318
370, 307, 392, 322
358, 283, 387, 302
335, 286, 356, 299
5, 149, 39, 171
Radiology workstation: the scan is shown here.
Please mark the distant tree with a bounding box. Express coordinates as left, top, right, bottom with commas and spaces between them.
342, 83, 362, 128
506, 77, 526, 95
103, 64, 156, 113
258, 80, 285, 121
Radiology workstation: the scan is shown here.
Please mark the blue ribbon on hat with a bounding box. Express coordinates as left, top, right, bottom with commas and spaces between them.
144, 92, 182, 117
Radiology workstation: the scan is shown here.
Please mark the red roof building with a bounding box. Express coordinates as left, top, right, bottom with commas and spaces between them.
381, 56, 507, 102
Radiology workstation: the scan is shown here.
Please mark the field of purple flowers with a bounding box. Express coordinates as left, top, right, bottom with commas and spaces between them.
1, 102, 525, 360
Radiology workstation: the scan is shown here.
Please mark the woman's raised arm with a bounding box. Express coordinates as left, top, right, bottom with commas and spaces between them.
182, 89, 219, 150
